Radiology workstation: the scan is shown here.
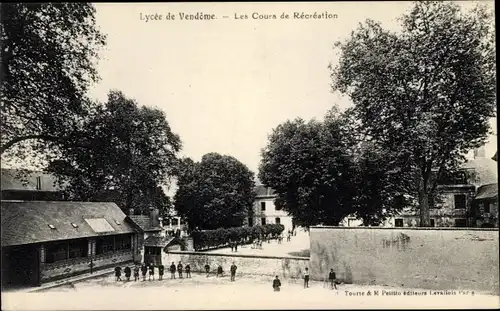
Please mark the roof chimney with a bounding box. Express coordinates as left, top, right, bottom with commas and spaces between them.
128, 208, 135, 216
149, 207, 160, 228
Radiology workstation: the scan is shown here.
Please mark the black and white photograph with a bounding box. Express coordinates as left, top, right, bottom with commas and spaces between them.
0, 1, 498, 309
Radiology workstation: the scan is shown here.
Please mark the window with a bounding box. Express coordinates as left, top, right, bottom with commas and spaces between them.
454, 195, 466, 209
115, 235, 131, 251
484, 203, 491, 213
71, 223, 78, 228
261, 217, 266, 225
46, 242, 68, 263
275, 203, 282, 211
430, 219, 435, 227
275, 217, 281, 224
48, 224, 56, 229
96, 236, 114, 255
36, 176, 42, 190
248, 217, 253, 227
395, 219, 404, 227
455, 218, 467, 227
172, 218, 179, 226
68, 239, 88, 259
164, 218, 171, 226
261, 202, 266, 211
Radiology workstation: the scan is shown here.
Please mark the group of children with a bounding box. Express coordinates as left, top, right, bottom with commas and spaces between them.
114, 261, 192, 282
114, 262, 340, 291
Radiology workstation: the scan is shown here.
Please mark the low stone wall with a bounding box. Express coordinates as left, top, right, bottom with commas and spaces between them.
162, 251, 309, 279
309, 227, 499, 295
41, 250, 133, 282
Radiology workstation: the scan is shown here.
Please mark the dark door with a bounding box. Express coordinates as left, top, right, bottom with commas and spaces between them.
2, 245, 39, 287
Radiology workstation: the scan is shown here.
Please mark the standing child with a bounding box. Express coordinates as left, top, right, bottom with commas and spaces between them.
114, 266, 122, 281
230, 262, 237, 282
185, 263, 191, 278
158, 264, 164, 280
170, 262, 176, 279
133, 265, 140, 281
216, 264, 223, 278
177, 262, 183, 279
273, 275, 281, 292
124, 266, 131, 281
328, 269, 338, 289
141, 264, 147, 281
205, 263, 210, 277
304, 268, 310, 288
149, 264, 155, 281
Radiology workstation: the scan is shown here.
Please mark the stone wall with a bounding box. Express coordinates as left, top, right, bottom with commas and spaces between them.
41, 250, 133, 282
309, 227, 499, 295
162, 251, 309, 279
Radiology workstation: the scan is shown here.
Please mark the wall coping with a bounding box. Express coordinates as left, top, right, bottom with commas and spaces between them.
310, 226, 499, 231
165, 250, 309, 261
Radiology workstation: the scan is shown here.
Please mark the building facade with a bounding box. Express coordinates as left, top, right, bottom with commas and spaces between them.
245, 185, 294, 233
1, 201, 137, 287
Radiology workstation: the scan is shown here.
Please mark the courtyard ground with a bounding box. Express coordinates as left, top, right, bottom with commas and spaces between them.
2, 271, 499, 310
205, 228, 310, 257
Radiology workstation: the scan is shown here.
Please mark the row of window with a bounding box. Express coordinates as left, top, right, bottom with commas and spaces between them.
248, 217, 281, 226
45, 235, 132, 264
163, 218, 185, 226
260, 201, 282, 211
394, 218, 467, 227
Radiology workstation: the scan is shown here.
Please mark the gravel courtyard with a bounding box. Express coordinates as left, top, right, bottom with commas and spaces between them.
2, 272, 498, 310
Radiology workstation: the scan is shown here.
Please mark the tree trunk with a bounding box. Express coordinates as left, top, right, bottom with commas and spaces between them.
418, 189, 431, 227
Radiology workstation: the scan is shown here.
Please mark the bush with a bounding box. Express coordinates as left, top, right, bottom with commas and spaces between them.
191, 224, 285, 250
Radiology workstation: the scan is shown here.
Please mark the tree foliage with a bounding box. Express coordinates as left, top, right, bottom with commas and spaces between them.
174, 153, 256, 230
0, 3, 106, 157
330, 1, 496, 226
47, 91, 181, 216
259, 109, 361, 227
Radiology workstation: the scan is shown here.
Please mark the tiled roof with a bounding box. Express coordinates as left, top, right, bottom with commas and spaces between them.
1, 201, 135, 247
255, 185, 275, 197
1, 168, 65, 192
475, 183, 498, 200
143, 236, 179, 247
127, 215, 161, 232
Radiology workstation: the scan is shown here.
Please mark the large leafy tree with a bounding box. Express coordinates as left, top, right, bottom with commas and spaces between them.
0, 3, 106, 158
47, 91, 181, 216
259, 109, 360, 227
330, 1, 496, 226
174, 153, 255, 230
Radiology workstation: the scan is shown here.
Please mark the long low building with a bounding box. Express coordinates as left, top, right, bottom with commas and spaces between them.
1, 200, 137, 287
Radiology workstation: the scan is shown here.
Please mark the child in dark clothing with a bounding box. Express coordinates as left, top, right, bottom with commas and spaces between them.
170, 262, 176, 279
158, 264, 164, 280
273, 275, 281, 292
177, 262, 183, 279
114, 266, 122, 281
328, 269, 339, 289
124, 266, 131, 281
149, 264, 155, 281
205, 264, 210, 277
133, 265, 140, 281
216, 265, 223, 277
141, 265, 147, 281
185, 263, 191, 278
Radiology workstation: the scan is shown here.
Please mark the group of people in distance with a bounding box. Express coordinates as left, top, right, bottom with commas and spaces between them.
114, 262, 340, 292
114, 261, 192, 282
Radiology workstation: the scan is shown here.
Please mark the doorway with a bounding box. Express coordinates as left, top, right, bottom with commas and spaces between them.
1, 244, 40, 288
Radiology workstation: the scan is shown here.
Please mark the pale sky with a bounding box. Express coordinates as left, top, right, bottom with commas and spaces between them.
88, 1, 496, 179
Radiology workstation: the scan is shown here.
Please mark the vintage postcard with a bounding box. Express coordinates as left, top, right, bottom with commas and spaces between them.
1, 1, 498, 310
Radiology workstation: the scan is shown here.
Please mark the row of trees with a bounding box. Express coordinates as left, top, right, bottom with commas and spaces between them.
259, 1, 496, 227
191, 224, 285, 250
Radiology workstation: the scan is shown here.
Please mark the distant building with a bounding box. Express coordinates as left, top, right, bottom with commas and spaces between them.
126, 208, 188, 265
341, 146, 498, 228
1, 201, 137, 288
245, 185, 294, 233
1, 168, 66, 201
471, 183, 498, 228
